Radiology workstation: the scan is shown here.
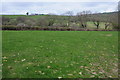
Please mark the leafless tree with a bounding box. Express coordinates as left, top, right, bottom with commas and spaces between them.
93, 20, 100, 29
64, 11, 74, 27
77, 11, 91, 28
104, 16, 111, 29
109, 12, 118, 29
105, 22, 110, 29
65, 11, 73, 16
91, 13, 101, 29
118, 1, 120, 11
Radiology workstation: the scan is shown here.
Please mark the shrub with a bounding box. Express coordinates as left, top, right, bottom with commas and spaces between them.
48, 19, 55, 26
2, 25, 18, 30
69, 23, 80, 29
16, 16, 27, 23
17, 23, 26, 27
9, 19, 18, 25
36, 17, 49, 27
112, 23, 119, 30
2, 16, 11, 25
25, 19, 36, 27
2, 25, 118, 31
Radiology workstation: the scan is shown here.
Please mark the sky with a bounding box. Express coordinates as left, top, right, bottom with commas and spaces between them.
1, 0, 119, 2
1, 0, 119, 15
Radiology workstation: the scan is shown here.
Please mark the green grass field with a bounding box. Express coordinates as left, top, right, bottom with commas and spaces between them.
87, 22, 112, 29
2, 31, 118, 78
1, 15, 63, 19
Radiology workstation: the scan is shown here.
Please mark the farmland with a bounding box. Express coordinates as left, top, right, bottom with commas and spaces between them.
2, 31, 118, 78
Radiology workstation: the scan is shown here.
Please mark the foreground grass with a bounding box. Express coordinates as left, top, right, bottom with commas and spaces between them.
2, 31, 118, 78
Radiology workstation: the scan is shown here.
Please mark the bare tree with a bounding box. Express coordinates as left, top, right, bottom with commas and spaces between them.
64, 11, 74, 27
109, 12, 118, 29
93, 20, 100, 29
105, 22, 110, 29
104, 17, 111, 29
65, 11, 73, 16
91, 13, 101, 29
118, 1, 120, 11
77, 11, 91, 28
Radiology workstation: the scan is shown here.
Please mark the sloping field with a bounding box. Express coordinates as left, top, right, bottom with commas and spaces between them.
2, 31, 118, 78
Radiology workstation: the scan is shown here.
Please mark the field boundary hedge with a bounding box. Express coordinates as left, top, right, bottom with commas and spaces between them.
1, 25, 119, 31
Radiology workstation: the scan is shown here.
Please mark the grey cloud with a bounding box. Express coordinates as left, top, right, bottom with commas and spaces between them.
1, 2, 117, 15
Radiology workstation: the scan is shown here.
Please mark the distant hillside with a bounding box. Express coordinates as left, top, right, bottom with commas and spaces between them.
88, 12, 118, 22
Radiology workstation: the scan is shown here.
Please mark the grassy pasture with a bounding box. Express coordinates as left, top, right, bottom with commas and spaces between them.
87, 22, 112, 29
1, 15, 61, 19
2, 31, 118, 78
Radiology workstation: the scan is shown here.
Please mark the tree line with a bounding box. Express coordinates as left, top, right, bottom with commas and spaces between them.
1, 11, 119, 30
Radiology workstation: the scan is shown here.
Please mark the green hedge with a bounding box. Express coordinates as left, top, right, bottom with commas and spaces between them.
1, 25, 119, 31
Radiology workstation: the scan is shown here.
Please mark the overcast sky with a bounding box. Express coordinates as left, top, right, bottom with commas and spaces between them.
1, 0, 119, 15
1, 0, 119, 2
